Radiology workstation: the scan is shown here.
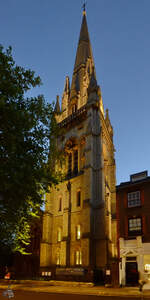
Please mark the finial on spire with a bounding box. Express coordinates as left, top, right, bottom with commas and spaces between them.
82, 1, 87, 15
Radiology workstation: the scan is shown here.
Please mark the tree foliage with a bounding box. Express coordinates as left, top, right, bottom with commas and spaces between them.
0, 45, 62, 253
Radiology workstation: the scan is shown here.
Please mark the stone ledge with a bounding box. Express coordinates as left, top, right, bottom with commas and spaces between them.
0, 279, 94, 288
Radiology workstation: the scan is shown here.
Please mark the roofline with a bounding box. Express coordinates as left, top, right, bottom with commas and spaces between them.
116, 176, 150, 190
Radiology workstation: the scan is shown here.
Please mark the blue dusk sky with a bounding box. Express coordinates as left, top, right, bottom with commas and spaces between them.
1, 0, 150, 185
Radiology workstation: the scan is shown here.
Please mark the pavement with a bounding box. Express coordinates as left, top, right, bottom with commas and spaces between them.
0, 279, 150, 298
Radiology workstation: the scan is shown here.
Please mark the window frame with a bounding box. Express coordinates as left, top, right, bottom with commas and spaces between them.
56, 252, 60, 266
68, 153, 72, 177
58, 197, 62, 212
75, 250, 82, 265
128, 217, 142, 236
57, 227, 62, 242
72, 104, 77, 114
76, 225, 81, 240
127, 191, 141, 208
77, 190, 81, 207
74, 150, 78, 175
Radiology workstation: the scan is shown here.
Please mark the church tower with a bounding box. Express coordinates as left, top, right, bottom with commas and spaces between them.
40, 8, 117, 283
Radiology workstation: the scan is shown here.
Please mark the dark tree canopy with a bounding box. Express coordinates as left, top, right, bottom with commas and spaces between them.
0, 46, 62, 253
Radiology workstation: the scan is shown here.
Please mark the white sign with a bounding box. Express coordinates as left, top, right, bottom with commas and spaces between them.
2, 288, 14, 298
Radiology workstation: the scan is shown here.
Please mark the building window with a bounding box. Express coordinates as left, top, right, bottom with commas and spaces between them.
56, 253, 60, 266
75, 251, 82, 265
77, 191, 81, 207
74, 150, 78, 175
128, 217, 142, 235
128, 191, 141, 207
68, 153, 72, 177
58, 197, 62, 212
72, 104, 77, 114
76, 225, 81, 240
80, 137, 85, 170
57, 227, 62, 242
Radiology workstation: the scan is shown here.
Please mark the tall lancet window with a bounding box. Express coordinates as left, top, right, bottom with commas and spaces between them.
75, 250, 82, 265
80, 137, 85, 170
56, 252, 60, 266
76, 225, 81, 240
74, 150, 78, 175
68, 153, 72, 177
58, 197, 62, 212
57, 227, 62, 242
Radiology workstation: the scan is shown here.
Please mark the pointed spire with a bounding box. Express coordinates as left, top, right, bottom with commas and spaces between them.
73, 11, 94, 71
54, 95, 60, 113
64, 76, 70, 94
61, 77, 70, 112
88, 67, 98, 94
82, 1, 86, 16
70, 9, 96, 103
105, 109, 113, 136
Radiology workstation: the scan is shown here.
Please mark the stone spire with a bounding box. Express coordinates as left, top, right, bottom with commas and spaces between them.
70, 9, 96, 103
74, 10, 94, 71
54, 95, 60, 113
62, 76, 70, 112
105, 109, 113, 137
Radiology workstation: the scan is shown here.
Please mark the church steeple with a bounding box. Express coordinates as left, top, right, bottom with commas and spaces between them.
40, 8, 117, 279
73, 9, 94, 71
70, 9, 96, 104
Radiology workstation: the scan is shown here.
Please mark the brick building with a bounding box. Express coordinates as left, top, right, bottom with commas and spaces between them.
117, 171, 150, 286
40, 8, 117, 283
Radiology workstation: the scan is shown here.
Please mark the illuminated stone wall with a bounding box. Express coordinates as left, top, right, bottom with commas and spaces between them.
40, 10, 117, 282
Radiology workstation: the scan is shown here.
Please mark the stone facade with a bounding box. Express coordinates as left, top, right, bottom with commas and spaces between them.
40, 10, 117, 283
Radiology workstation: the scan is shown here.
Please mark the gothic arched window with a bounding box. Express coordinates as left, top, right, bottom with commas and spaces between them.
74, 150, 78, 175
68, 153, 72, 176
57, 227, 62, 242
56, 252, 60, 266
76, 225, 81, 240
80, 137, 86, 170
58, 197, 62, 212
77, 190, 81, 207
65, 138, 79, 178
72, 104, 77, 114
75, 250, 82, 265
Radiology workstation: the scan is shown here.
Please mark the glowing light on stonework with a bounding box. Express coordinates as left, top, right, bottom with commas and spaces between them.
145, 264, 150, 272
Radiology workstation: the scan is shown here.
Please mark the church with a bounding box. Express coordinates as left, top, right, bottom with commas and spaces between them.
40, 7, 117, 283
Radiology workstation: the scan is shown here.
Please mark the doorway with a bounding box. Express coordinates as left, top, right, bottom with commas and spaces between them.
126, 259, 138, 286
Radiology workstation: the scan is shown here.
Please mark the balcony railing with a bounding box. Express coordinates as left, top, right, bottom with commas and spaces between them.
59, 105, 87, 128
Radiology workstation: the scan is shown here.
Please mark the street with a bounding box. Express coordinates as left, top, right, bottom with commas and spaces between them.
0, 290, 146, 300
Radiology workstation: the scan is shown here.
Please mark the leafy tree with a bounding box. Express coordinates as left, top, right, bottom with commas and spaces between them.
0, 45, 62, 253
